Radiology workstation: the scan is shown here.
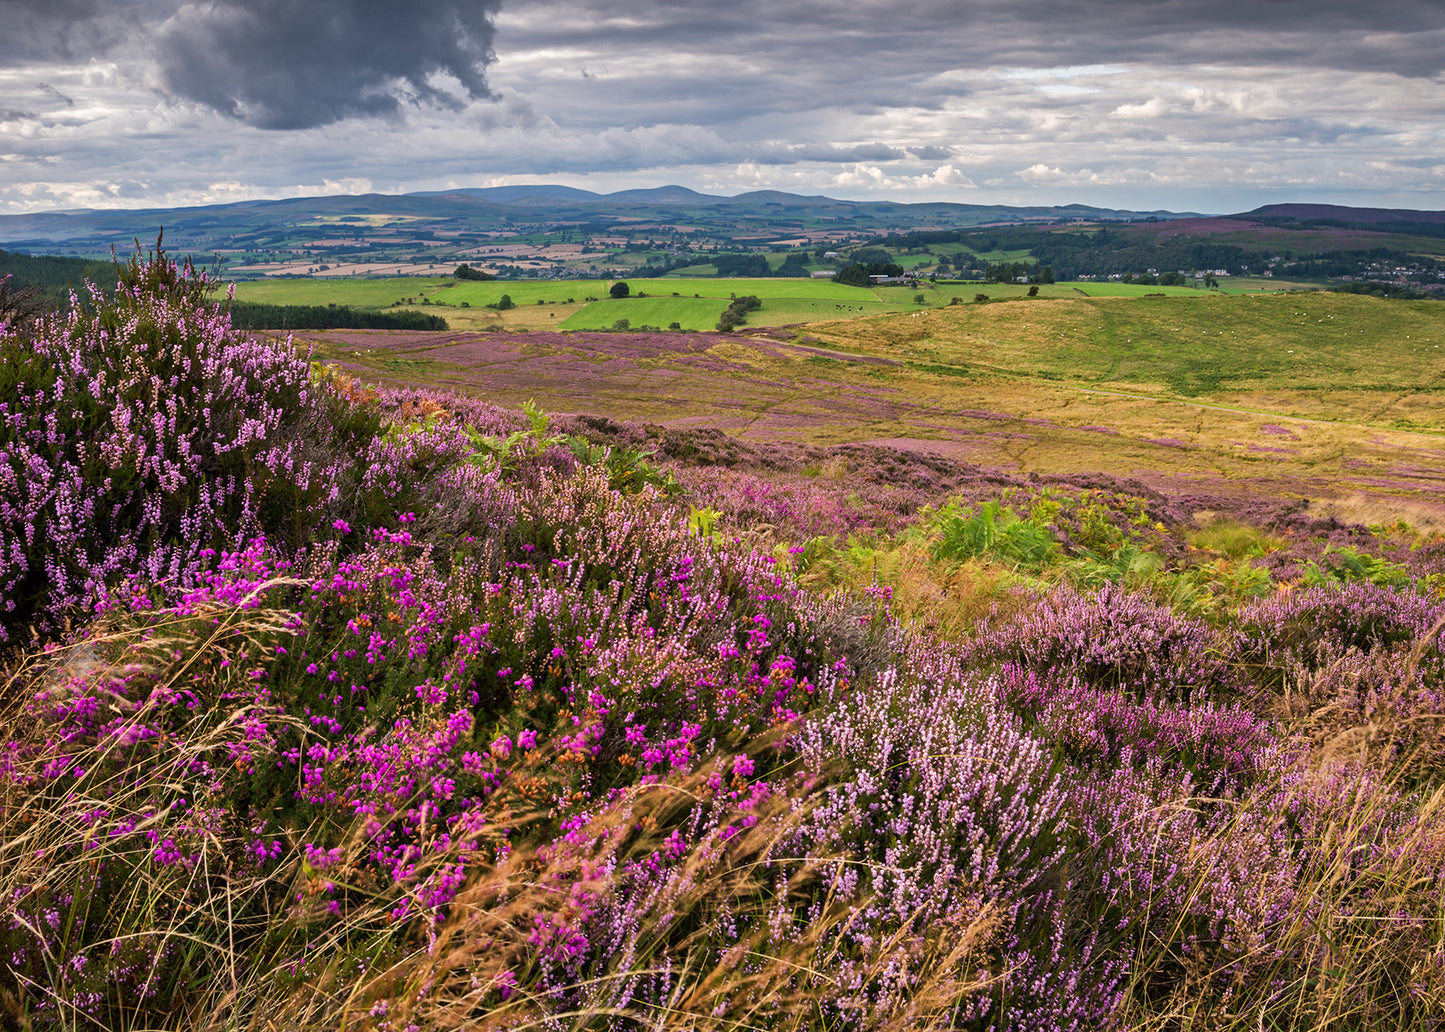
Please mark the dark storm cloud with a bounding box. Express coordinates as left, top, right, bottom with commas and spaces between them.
153, 0, 502, 129
0, 0, 163, 61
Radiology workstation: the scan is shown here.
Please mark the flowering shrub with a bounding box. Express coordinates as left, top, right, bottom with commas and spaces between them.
969, 581, 1234, 703
0, 244, 381, 643
4, 251, 1445, 1030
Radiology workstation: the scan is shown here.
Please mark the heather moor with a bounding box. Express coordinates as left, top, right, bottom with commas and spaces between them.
3, 238, 1445, 1032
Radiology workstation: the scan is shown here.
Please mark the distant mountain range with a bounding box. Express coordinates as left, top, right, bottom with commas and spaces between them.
1, 189, 1440, 293
0, 186, 1200, 256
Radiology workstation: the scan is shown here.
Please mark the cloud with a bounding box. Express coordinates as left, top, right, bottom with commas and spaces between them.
750, 142, 909, 165
153, 0, 502, 129
917, 164, 976, 188
2, 0, 1445, 214
1112, 97, 1170, 120
831, 162, 978, 192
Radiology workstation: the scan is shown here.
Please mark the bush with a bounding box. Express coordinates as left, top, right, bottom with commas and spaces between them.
971, 582, 1232, 702
0, 240, 383, 644
717, 294, 761, 332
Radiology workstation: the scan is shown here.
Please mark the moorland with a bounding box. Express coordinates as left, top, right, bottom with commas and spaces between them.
2, 232, 1445, 1031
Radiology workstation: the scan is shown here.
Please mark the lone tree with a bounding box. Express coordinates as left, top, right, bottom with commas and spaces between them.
610, 281, 630, 299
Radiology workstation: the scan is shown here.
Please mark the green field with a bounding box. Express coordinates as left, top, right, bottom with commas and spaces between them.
232, 275, 1219, 310
231, 277, 454, 307
232, 275, 939, 331
229, 273, 1260, 334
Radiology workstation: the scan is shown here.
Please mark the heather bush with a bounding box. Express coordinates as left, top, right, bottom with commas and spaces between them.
1234, 581, 1445, 675
0, 243, 382, 644
969, 581, 1234, 703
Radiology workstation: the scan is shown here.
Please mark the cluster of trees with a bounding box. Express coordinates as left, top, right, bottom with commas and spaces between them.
1330, 282, 1434, 300
873, 227, 1253, 280
0, 250, 113, 301
834, 260, 905, 287
716, 294, 761, 332
226, 302, 449, 331
453, 264, 495, 281
709, 253, 772, 278
983, 261, 1054, 285
774, 254, 811, 277
1114, 271, 1188, 286
631, 251, 820, 279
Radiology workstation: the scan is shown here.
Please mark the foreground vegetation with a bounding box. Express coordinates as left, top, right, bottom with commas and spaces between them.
3, 248, 1445, 1030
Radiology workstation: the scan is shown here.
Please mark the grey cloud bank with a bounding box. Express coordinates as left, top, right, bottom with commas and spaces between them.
0, 0, 1442, 214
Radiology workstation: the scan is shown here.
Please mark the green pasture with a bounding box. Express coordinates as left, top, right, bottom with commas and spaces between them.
230, 277, 452, 307
559, 294, 916, 331
426, 280, 599, 307
559, 297, 716, 331
620, 278, 881, 300
230, 275, 1227, 331
925, 242, 985, 258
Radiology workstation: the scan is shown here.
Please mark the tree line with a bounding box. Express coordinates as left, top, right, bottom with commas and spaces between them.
226, 302, 449, 331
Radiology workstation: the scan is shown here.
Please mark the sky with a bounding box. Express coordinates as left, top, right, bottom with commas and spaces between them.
1, 0, 1443, 215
